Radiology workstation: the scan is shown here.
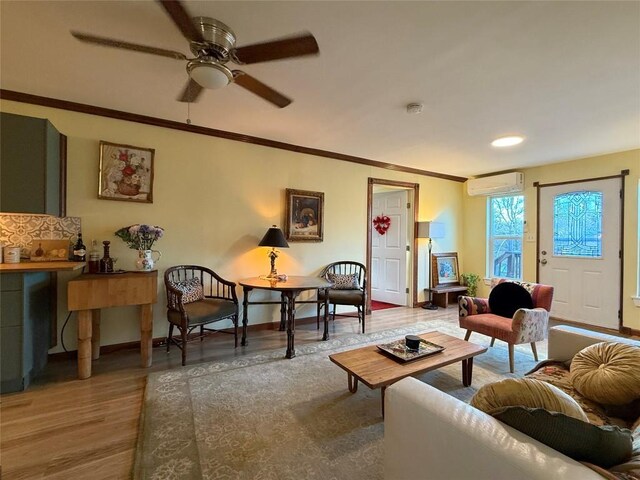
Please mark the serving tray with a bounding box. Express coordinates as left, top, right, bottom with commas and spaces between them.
377, 338, 445, 363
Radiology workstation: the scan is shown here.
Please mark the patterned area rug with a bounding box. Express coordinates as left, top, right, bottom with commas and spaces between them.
134, 321, 547, 479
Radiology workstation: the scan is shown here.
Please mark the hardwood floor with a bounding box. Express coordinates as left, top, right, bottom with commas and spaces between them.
0, 306, 456, 479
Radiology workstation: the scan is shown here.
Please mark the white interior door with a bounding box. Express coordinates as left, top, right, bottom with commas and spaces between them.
538, 178, 621, 329
371, 190, 408, 305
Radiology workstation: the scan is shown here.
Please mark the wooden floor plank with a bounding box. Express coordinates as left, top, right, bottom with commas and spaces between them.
1, 306, 455, 479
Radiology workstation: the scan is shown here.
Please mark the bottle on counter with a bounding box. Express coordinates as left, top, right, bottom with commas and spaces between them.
99, 240, 114, 273
68, 236, 75, 261
88, 239, 100, 273
73, 233, 87, 262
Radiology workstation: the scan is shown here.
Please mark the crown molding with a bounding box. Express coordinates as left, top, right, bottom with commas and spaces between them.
0, 89, 467, 183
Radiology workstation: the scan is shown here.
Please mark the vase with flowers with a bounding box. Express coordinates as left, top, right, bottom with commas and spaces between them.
115, 224, 164, 271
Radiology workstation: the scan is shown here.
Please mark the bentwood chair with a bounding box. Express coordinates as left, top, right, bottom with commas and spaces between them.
164, 265, 238, 365
317, 261, 367, 333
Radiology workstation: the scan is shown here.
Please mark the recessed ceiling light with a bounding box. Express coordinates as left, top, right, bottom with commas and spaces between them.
491, 135, 525, 147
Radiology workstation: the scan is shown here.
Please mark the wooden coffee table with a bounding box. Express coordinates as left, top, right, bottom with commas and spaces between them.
329, 331, 487, 416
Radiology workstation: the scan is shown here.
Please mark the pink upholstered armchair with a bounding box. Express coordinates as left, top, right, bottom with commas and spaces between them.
458, 279, 554, 373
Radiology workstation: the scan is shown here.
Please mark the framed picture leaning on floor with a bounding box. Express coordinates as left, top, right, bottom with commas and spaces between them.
432, 252, 460, 287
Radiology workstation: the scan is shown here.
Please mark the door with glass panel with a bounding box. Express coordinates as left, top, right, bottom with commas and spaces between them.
538, 179, 621, 328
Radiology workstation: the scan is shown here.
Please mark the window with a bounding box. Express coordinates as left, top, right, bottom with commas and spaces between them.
488, 195, 524, 279
553, 191, 602, 258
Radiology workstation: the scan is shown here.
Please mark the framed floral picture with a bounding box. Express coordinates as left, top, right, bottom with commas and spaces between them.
98, 141, 155, 203
284, 189, 324, 242
431, 252, 460, 288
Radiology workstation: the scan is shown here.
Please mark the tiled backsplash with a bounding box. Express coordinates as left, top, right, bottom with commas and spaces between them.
0, 214, 81, 256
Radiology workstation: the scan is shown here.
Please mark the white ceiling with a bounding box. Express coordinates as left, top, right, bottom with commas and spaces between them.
1, 1, 639, 178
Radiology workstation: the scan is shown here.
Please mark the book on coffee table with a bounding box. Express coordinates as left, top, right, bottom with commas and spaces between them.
377, 339, 445, 363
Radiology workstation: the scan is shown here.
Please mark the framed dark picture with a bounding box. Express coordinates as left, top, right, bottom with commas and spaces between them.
284, 189, 324, 242
98, 141, 155, 203
432, 252, 460, 288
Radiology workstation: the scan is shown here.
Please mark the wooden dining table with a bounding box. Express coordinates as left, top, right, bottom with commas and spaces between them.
238, 276, 333, 359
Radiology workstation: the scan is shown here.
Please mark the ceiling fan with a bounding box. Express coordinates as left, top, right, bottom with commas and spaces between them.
71, 0, 319, 108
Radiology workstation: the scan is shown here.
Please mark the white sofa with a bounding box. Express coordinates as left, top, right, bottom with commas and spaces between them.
384, 325, 640, 480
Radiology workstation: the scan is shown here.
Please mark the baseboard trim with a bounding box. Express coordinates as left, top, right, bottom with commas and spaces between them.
47, 313, 350, 359
619, 326, 640, 338
551, 316, 640, 339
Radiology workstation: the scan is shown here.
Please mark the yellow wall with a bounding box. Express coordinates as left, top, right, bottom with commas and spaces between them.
463, 149, 640, 329
1, 100, 464, 352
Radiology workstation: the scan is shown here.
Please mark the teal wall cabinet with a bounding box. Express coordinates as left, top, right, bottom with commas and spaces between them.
0, 112, 67, 216
0, 272, 53, 393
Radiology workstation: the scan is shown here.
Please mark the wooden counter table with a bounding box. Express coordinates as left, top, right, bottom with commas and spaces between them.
67, 271, 158, 379
0, 261, 85, 273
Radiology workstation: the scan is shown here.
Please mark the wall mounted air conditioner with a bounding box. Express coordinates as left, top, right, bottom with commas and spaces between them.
466, 172, 524, 196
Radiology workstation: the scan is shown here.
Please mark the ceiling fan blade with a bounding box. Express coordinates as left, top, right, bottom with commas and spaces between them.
232, 71, 292, 108
232, 32, 319, 65
157, 0, 204, 43
177, 78, 204, 103
71, 31, 187, 60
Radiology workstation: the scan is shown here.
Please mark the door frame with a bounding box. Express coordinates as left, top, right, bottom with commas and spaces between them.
534, 169, 628, 331
366, 178, 419, 313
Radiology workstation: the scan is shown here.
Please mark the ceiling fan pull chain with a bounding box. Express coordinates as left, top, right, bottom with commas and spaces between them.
185, 80, 192, 124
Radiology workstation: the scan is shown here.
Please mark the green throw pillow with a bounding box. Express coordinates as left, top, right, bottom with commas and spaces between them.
494, 406, 633, 468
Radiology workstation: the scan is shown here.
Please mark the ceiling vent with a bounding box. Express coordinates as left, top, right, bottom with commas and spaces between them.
466, 172, 524, 196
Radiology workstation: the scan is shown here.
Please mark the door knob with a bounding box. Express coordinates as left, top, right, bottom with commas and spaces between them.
540, 259, 548, 265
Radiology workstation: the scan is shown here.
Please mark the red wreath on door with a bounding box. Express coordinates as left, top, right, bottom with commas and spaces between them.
373, 214, 391, 235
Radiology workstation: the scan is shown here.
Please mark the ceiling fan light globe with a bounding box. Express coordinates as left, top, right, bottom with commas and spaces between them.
187, 61, 232, 89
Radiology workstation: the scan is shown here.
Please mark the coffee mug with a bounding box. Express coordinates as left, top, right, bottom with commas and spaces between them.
405, 335, 421, 351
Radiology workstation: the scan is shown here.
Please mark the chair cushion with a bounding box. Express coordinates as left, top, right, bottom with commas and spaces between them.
571, 342, 640, 406
488, 282, 534, 318
168, 277, 204, 308
319, 289, 363, 305
168, 298, 236, 326
470, 377, 589, 421
459, 313, 518, 343
493, 407, 632, 468
327, 273, 360, 290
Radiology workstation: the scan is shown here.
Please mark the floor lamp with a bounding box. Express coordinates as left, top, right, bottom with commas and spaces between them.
417, 221, 445, 310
